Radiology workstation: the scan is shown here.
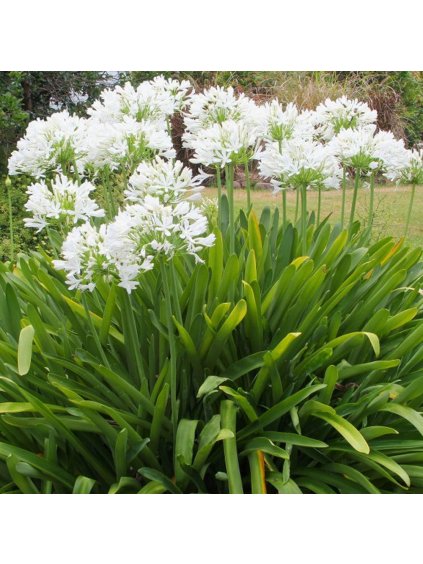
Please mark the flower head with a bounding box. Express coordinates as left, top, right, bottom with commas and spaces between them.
8, 111, 87, 178
315, 96, 377, 141
400, 148, 423, 185
53, 222, 113, 292
150, 75, 192, 113
184, 86, 260, 135
24, 174, 104, 232
258, 100, 316, 143
87, 81, 174, 124
83, 117, 175, 173
189, 119, 260, 168
329, 125, 410, 180
258, 138, 342, 190
126, 157, 207, 204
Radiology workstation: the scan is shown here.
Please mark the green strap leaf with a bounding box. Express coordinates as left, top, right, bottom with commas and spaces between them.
311, 411, 370, 454
72, 476, 96, 494
17, 324, 35, 376
380, 403, 423, 437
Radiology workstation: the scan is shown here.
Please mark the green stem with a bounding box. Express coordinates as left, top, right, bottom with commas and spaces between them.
281, 190, 287, 231
349, 169, 361, 237
405, 183, 416, 238
300, 184, 308, 255
226, 163, 235, 254
244, 160, 251, 211
216, 166, 222, 229
221, 400, 243, 494
367, 172, 375, 238
6, 178, 14, 265
295, 187, 300, 223
161, 260, 178, 440
317, 186, 322, 225
341, 166, 347, 229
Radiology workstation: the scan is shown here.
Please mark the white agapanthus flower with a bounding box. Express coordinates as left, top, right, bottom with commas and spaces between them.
257, 100, 316, 143
257, 138, 342, 190
400, 148, 423, 185
54, 196, 215, 293
24, 174, 104, 232
189, 119, 260, 168
8, 111, 87, 178
53, 222, 114, 292
315, 96, 377, 141
329, 125, 410, 180
183, 86, 261, 139
83, 117, 175, 172
126, 157, 208, 204
87, 80, 182, 124
150, 75, 192, 113
53, 219, 155, 294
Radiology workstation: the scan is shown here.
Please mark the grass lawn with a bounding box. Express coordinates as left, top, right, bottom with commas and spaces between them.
203, 185, 423, 247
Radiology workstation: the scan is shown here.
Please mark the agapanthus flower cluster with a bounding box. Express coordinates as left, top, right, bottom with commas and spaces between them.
149, 75, 192, 113
315, 96, 377, 141
8, 111, 87, 178
183, 86, 262, 170
258, 138, 342, 191
54, 196, 215, 293
329, 125, 411, 180
126, 157, 207, 204
257, 100, 316, 143
53, 222, 116, 292
9, 76, 190, 179
24, 174, 104, 232
184, 86, 260, 135
87, 77, 190, 124
189, 119, 260, 168
400, 148, 423, 186
83, 118, 175, 172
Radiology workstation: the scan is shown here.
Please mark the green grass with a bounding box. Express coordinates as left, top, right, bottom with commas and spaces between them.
203, 184, 423, 247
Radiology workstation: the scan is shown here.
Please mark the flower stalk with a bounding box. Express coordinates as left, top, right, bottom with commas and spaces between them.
5, 177, 14, 265
216, 166, 222, 228
244, 160, 251, 211
226, 163, 235, 253
340, 166, 347, 229
281, 189, 287, 231
349, 169, 361, 237
405, 183, 417, 238
366, 171, 375, 238
300, 184, 308, 255
317, 186, 322, 224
